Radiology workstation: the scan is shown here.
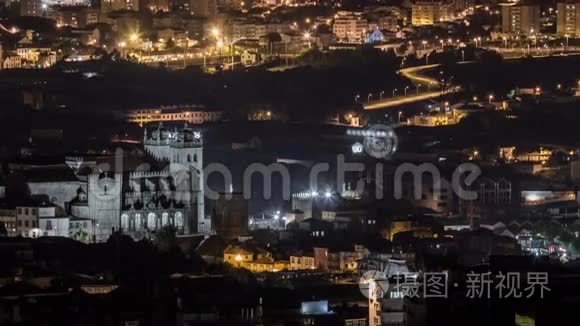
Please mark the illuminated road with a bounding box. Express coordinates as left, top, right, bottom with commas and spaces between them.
362, 50, 580, 110
364, 64, 451, 110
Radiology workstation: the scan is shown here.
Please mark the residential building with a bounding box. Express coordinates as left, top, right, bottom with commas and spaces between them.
15, 45, 55, 67
289, 254, 316, 270
101, 0, 139, 12
223, 244, 285, 272
20, 0, 44, 17
223, 244, 254, 266
501, 2, 540, 35
37, 208, 69, 237
16, 206, 40, 237
333, 11, 367, 43
557, 1, 580, 36
189, 0, 217, 17
409, 113, 457, 126
2, 52, 22, 69
411, 0, 453, 26
0, 208, 17, 237
49, 6, 99, 28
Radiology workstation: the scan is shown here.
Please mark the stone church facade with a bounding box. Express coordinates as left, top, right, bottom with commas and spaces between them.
25, 123, 207, 242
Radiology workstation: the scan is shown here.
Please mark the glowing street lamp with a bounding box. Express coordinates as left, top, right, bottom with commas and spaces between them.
367, 93, 372, 102
380, 90, 385, 100
211, 28, 220, 38
422, 40, 427, 50
324, 191, 332, 198
310, 190, 318, 197
404, 86, 409, 96
129, 32, 139, 42
488, 94, 494, 103
303, 32, 311, 48
398, 111, 403, 123
392, 88, 397, 97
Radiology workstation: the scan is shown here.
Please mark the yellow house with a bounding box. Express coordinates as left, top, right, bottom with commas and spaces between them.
241, 257, 286, 273
223, 245, 253, 267
224, 244, 286, 273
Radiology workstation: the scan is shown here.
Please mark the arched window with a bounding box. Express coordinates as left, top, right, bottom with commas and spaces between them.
187, 154, 191, 162
147, 212, 157, 230
135, 213, 142, 229
121, 213, 130, 230
175, 212, 184, 229
162, 212, 169, 226
193, 154, 197, 162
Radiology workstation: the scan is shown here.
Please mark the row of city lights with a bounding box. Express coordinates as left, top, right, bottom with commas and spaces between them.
346, 129, 392, 137
293, 190, 334, 199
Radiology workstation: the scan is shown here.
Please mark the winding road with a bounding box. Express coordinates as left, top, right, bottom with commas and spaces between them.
364, 64, 452, 110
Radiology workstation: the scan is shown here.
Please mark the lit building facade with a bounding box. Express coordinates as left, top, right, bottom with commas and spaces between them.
49, 6, 99, 28
501, 2, 540, 35
126, 106, 222, 126
557, 1, 580, 36
411, 1, 453, 26
333, 11, 368, 43
101, 0, 139, 12
82, 124, 206, 240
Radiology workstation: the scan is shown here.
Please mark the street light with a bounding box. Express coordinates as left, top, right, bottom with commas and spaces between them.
425, 52, 430, 65
303, 32, 311, 48
367, 93, 372, 103
416, 84, 421, 94
398, 111, 403, 123
211, 27, 220, 38
488, 94, 494, 103
392, 88, 397, 97
422, 40, 427, 50
380, 90, 385, 100
404, 86, 409, 96
129, 32, 139, 42
354, 94, 360, 102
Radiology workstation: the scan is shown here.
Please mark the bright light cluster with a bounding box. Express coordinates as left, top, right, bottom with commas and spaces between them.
347, 129, 392, 137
